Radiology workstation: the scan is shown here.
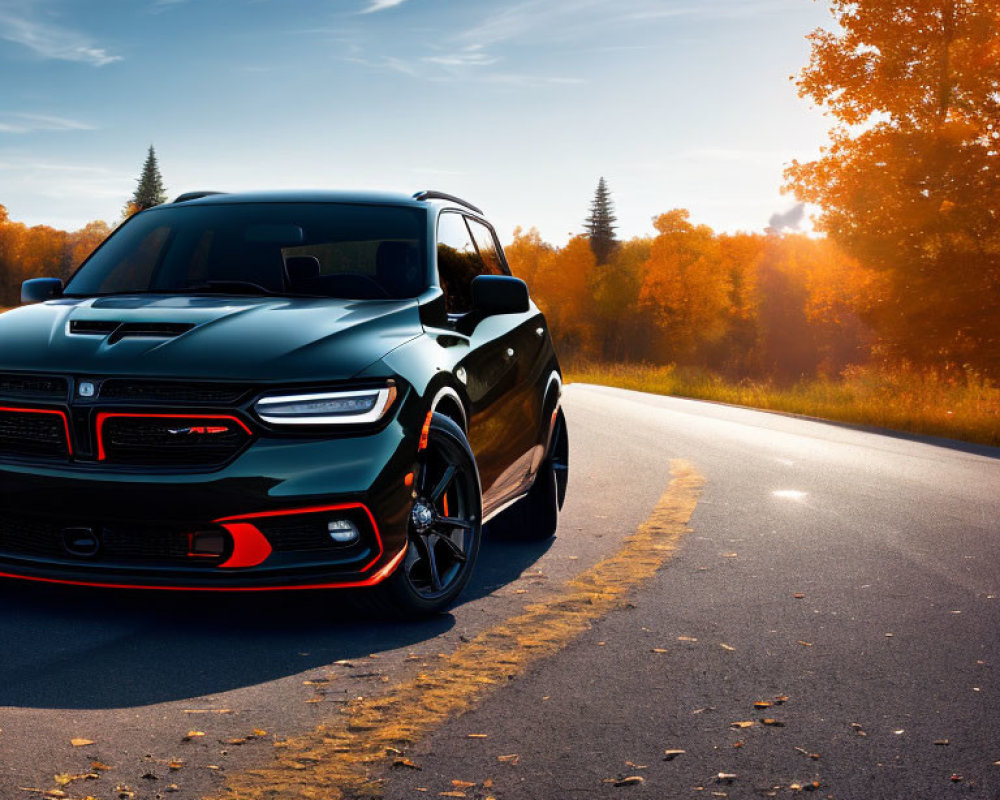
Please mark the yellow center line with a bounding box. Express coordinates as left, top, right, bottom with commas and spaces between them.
213, 459, 704, 800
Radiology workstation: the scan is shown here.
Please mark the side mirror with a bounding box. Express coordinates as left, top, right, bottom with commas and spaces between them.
21, 278, 64, 304
472, 275, 529, 316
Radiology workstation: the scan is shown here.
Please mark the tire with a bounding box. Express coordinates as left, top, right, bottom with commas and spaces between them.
489, 407, 568, 542
373, 413, 483, 618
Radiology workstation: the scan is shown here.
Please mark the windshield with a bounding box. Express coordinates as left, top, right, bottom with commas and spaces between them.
64, 202, 428, 300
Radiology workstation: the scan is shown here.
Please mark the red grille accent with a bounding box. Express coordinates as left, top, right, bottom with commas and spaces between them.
0, 406, 72, 458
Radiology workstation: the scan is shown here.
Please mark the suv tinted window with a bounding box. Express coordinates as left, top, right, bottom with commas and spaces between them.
437, 212, 484, 314
65, 203, 427, 300
465, 218, 505, 276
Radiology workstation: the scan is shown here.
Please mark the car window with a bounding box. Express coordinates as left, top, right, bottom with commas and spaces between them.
65, 203, 428, 300
465, 218, 505, 276
437, 212, 485, 314
93, 226, 170, 294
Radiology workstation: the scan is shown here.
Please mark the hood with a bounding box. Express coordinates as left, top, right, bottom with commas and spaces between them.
0, 295, 422, 383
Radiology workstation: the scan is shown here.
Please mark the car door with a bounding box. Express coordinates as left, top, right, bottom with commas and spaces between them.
435, 212, 540, 515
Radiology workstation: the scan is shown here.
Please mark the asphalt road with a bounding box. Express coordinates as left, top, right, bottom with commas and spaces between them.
1, 384, 998, 799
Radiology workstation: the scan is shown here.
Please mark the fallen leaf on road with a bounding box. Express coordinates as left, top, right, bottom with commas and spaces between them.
392, 759, 421, 770
762, 719, 785, 727
774, 695, 789, 704
797, 641, 813, 647
731, 721, 755, 729
438, 792, 465, 798
53, 774, 98, 786
951, 774, 963, 782
70, 739, 95, 747
90, 762, 112, 772
651, 648, 668, 654
451, 780, 475, 789
625, 761, 647, 769
733, 740, 745, 748
167, 761, 184, 771
466, 734, 488, 739
723, 553, 738, 558
893, 729, 905, 735
754, 701, 773, 709
663, 749, 685, 760
182, 731, 205, 741
934, 739, 950, 746
497, 754, 519, 765
612, 776, 644, 787
716, 772, 737, 782
720, 643, 736, 651
677, 636, 698, 642
793, 593, 805, 599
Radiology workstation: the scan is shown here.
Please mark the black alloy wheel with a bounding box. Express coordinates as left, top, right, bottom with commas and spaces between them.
377, 413, 482, 616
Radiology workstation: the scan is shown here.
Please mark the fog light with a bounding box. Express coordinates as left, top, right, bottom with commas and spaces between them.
327, 519, 360, 544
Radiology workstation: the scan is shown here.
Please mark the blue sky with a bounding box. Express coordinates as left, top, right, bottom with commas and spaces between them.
0, 0, 833, 242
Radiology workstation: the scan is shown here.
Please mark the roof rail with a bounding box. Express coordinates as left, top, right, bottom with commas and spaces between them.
173, 191, 227, 203
412, 190, 484, 216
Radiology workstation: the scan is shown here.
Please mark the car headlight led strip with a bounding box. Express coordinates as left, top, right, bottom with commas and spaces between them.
254, 385, 397, 426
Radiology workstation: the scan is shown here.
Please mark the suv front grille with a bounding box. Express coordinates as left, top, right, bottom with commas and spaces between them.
97, 413, 252, 466
98, 380, 250, 405
0, 407, 71, 458
0, 374, 68, 401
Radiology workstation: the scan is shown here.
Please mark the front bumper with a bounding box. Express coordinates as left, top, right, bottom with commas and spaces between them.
0, 421, 416, 590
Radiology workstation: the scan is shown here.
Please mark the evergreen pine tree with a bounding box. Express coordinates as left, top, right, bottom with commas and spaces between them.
584, 177, 618, 265
124, 145, 167, 217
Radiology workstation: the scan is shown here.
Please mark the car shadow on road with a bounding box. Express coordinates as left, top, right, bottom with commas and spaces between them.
0, 530, 552, 710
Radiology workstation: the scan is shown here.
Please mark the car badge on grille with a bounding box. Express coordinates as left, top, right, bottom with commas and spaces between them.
167, 426, 230, 435
78, 381, 96, 397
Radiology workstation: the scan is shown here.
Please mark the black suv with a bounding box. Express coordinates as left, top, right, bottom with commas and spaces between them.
0, 190, 568, 616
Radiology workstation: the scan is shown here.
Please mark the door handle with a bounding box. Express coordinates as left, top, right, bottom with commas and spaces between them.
506, 347, 515, 358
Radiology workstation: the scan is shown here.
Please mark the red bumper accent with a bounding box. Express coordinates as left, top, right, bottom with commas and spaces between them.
214, 502, 384, 572
216, 522, 273, 568
0, 543, 407, 592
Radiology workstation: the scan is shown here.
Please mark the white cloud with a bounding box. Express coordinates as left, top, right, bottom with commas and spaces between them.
423, 50, 498, 68
149, 0, 191, 13
0, 112, 98, 134
0, 2, 122, 66
360, 0, 408, 14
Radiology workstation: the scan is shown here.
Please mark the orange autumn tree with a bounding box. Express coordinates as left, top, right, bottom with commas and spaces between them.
0, 205, 111, 306
592, 237, 650, 361
786, 0, 1000, 376
530, 235, 598, 357
505, 226, 554, 289
639, 210, 730, 363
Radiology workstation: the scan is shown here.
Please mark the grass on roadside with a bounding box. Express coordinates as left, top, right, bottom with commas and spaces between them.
565, 361, 1000, 448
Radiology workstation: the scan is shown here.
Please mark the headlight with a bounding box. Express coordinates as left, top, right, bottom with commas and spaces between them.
255, 385, 397, 425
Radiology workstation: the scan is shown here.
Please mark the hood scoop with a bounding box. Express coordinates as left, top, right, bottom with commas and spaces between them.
69, 320, 196, 344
